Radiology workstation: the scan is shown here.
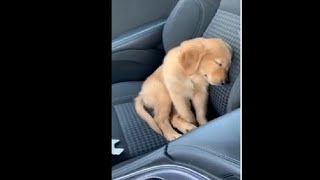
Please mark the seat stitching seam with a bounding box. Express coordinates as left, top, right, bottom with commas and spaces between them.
192, 0, 204, 37
112, 95, 137, 102
169, 144, 239, 167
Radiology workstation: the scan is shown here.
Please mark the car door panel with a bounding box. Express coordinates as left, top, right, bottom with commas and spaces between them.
112, 0, 178, 83
112, 0, 178, 39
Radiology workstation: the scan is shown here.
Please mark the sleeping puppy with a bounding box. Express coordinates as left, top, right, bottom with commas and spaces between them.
135, 38, 232, 141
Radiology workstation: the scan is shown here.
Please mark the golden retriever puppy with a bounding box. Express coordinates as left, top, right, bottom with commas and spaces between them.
135, 38, 232, 141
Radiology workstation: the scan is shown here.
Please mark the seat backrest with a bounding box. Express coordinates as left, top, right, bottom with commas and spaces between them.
163, 0, 240, 117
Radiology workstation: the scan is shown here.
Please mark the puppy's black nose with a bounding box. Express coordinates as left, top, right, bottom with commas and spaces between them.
225, 74, 230, 84
221, 80, 226, 85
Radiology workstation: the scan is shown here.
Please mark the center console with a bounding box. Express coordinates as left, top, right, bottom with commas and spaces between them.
112, 108, 240, 180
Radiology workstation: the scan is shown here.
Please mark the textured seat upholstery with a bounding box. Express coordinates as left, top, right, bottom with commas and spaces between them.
112, 0, 240, 165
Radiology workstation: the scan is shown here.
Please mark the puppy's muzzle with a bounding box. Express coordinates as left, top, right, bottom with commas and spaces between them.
221, 75, 230, 85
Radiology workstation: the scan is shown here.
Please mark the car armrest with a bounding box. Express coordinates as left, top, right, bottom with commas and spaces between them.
112, 19, 165, 53
112, 20, 166, 83
167, 108, 240, 178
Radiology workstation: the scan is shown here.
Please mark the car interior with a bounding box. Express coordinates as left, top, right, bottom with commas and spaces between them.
111, 0, 240, 179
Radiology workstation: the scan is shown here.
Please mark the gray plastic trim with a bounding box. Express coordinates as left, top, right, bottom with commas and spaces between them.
113, 164, 217, 180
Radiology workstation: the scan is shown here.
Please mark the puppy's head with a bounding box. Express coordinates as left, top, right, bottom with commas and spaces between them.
179, 38, 232, 85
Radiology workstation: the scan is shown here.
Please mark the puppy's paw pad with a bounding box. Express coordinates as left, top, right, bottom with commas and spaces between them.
184, 124, 197, 133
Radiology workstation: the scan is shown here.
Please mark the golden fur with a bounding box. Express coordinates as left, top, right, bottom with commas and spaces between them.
135, 38, 232, 141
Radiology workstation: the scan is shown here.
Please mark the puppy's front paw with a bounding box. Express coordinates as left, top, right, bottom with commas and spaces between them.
183, 123, 197, 134
197, 118, 208, 126
187, 117, 197, 125
166, 133, 182, 141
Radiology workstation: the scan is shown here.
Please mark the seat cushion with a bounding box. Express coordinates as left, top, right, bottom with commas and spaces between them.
162, 0, 240, 117
203, 0, 240, 116
162, 0, 221, 52
112, 82, 167, 165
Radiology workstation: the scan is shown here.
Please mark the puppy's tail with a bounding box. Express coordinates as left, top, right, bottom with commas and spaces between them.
134, 95, 163, 136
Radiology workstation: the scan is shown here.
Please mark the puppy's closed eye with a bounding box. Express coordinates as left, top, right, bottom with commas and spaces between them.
214, 58, 223, 67
214, 60, 222, 67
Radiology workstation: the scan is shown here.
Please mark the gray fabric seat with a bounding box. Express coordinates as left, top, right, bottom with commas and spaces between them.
112, 82, 167, 165
112, 0, 240, 165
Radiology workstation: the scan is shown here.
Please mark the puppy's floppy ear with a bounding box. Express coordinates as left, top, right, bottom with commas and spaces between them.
224, 41, 233, 58
225, 42, 232, 53
179, 41, 204, 75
